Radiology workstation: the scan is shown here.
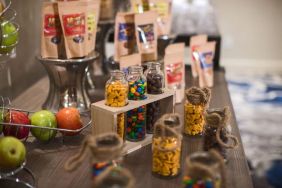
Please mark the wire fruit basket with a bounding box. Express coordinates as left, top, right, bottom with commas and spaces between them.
0, 160, 36, 188
0, 0, 20, 68
0, 96, 92, 143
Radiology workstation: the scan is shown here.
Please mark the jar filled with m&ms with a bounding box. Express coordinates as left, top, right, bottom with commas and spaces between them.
145, 62, 164, 94
64, 133, 124, 181
127, 65, 147, 100
152, 123, 182, 178
183, 150, 226, 188
184, 87, 211, 136
126, 105, 146, 141
105, 70, 128, 107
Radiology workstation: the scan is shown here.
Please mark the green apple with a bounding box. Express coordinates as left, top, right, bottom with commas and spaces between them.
30, 110, 57, 142
0, 110, 3, 134
0, 136, 26, 169
0, 20, 19, 54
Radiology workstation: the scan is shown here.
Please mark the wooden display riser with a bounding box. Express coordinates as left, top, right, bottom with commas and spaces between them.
91, 90, 174, 154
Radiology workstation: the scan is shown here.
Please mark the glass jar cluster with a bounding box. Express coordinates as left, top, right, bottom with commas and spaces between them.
104, 62, 164, 142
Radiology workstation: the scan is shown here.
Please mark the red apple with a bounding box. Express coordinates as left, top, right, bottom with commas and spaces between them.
4, 111, 30, 140
56, 107, 82, 136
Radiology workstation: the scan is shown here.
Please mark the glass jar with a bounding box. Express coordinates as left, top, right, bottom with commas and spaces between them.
64, 133, 123, 180
204, 107, 238, 160
184, 87, 211, 136
117, 113, 126, 140
94, 166, 135, 188
127, 65, 147, 100
159, 113, 182, 134
152, 123, 182, 178
145, 62, 164, 94
182, 150, 225, 188
105, 70, 128, 107
126, 105, 146, 142
184, 102, 205, 136
146, 101, 161, 134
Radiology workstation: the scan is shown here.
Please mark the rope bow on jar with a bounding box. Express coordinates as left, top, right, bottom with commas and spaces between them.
185, 149, 227, 188
64, 133, 124, 172
205, 107, 239, 149
185, 87, 211, 106
94, 166, 135, 188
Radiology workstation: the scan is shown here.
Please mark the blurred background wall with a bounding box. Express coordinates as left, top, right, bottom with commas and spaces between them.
213, 0, 282, 73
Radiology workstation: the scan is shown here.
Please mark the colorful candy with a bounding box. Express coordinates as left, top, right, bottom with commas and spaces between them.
146, 101, 161, 134
184, 103, 205, 135
117, 113, 125, 140
92, 162, 111, 178
152, 137, 181, 177
126, 105, 146, 141
182, 176, 221, 188
128, 79, 147, 100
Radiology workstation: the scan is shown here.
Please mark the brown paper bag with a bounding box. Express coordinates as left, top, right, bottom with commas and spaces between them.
131, 0, 150, 13
196, 41, 216, 88
119, 53, 142, 73
189, 35, 207, 78
41, 2, 65, 59
85, 0, 100, 55
164, 43, 185, 103
148, 0, 172, 36
114, 12, 136, 62
58, 1, 88, 59
135, 11, 158, 62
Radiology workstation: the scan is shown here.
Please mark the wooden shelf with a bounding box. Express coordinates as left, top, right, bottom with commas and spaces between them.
91, 90, 175, 154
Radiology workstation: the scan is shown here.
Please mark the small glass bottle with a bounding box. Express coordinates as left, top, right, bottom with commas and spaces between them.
105, 70, 128, 107
94, 166, 135, 188
64, 133, 124, 180
126, 105, 146, 142
182, 150, 226, 188
152, 123, 182, 178
184, 87, 211, 136
127, 65, 147, 100
204, 107, 238, 160
145, 62, 164, 94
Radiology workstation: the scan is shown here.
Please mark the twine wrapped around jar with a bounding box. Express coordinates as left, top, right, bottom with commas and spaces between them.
183, 150, 226, 188
64, 133, 124, 172
157, 113, 182, 134
152, 123, 182, 177
94, 166, 135, 188
204, 107, 239, 159
184, 87, 211, 135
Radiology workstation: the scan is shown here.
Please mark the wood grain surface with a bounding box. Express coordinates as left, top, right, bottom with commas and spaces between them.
11, 67, 253, 188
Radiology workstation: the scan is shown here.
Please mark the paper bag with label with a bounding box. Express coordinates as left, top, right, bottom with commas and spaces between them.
58, 1, 88, 59
114, 12, 136, 62
131, 0, 150, 13
189, 35, 207, 78
41, 2, 65, 59
119, 53, 142, 74
148, 0, 172, 36
85, 0, 100, 55
196, 41, 216, 88
135, 11, 158, 62
164, 43, 185, 103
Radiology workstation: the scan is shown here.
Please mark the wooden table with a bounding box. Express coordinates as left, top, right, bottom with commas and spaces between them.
11, 67, 253, 188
